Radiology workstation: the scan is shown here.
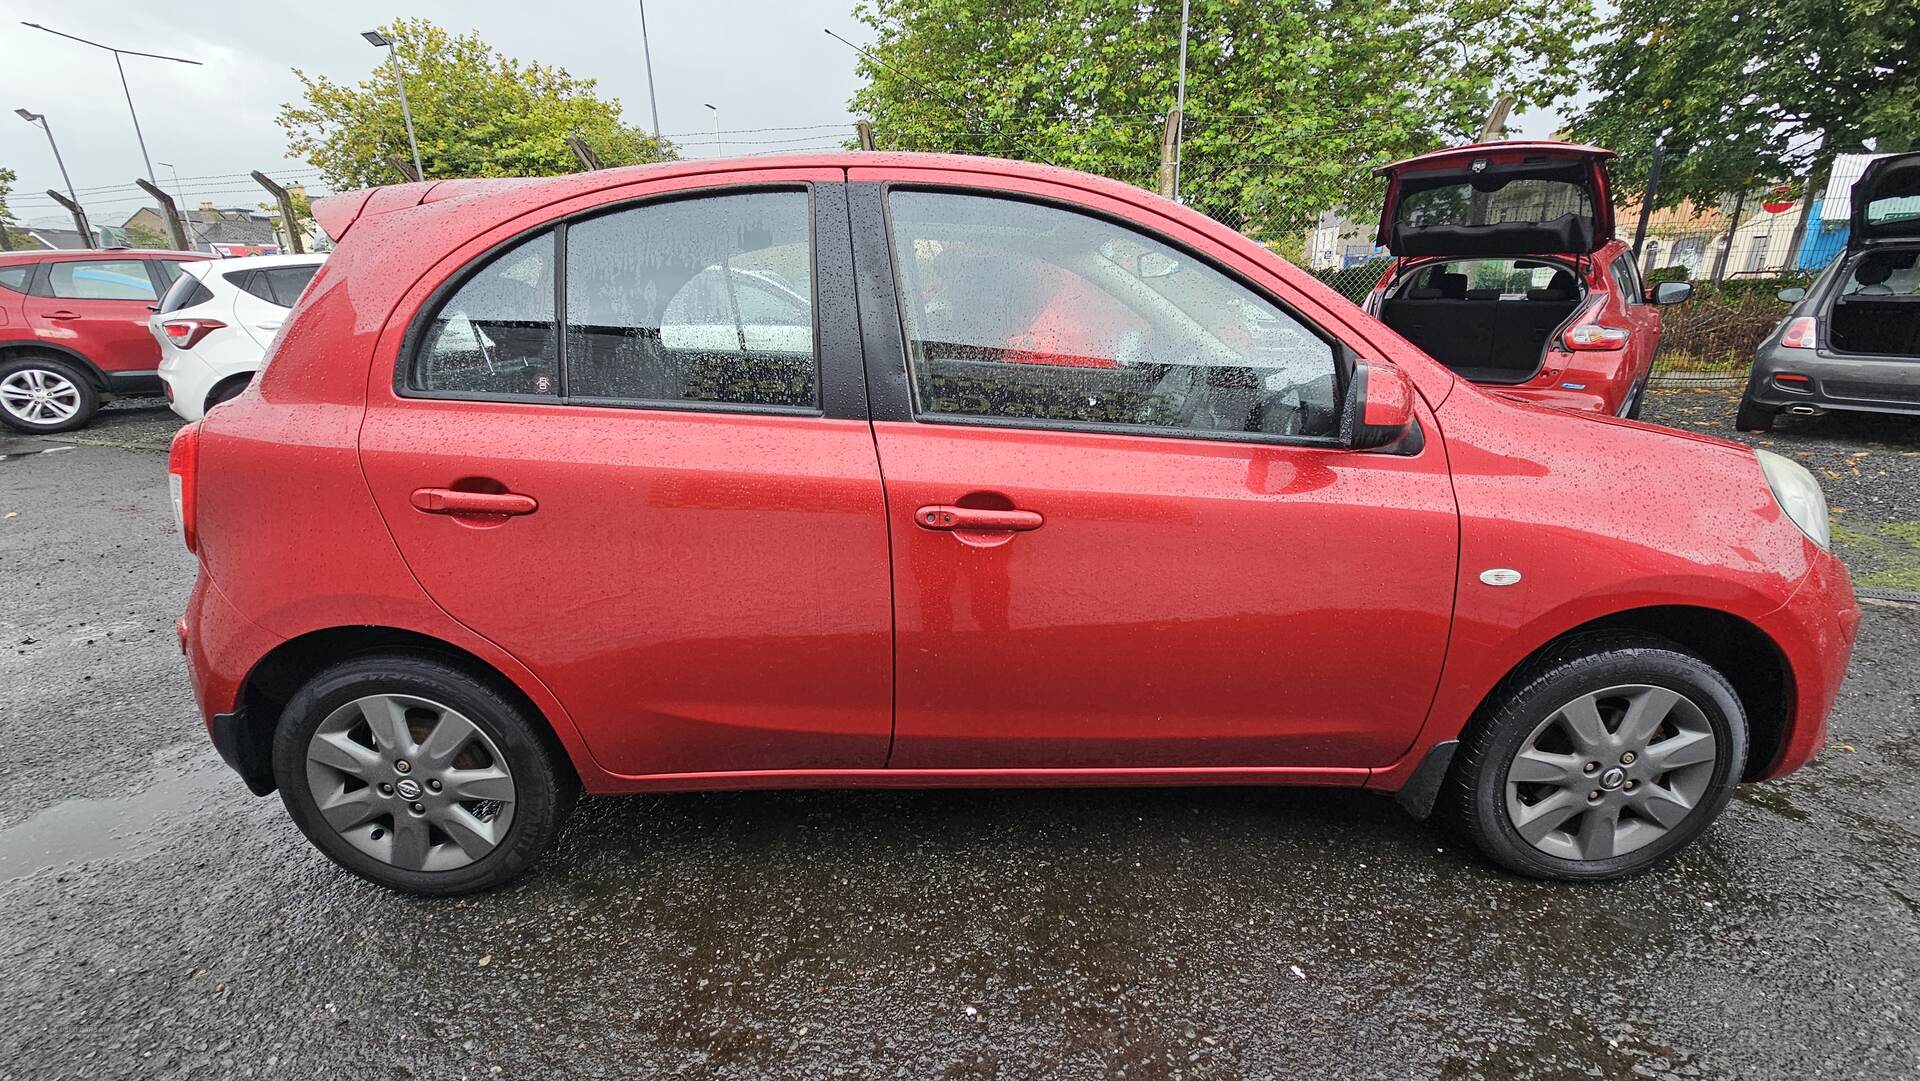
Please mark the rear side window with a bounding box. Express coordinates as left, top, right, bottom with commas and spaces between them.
263, 265, 319, 307
412, 231, 559, 397
231, 270, 276, 303
565, 190, 814, 407
159, 271, 214, 313
0, 266, 29, 293
46, 259, 157, 301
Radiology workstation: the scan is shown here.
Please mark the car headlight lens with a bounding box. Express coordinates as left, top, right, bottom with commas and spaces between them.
1756, 449, 1830, 550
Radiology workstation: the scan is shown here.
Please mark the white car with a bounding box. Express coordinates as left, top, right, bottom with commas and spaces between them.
150, 253, 326, 420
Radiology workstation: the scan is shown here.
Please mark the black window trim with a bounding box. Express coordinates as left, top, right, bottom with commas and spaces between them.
869, 182, 1354, 451
396, 182, 831, 419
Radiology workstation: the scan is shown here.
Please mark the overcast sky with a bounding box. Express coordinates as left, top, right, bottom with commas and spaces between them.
0, 0, 1565, 231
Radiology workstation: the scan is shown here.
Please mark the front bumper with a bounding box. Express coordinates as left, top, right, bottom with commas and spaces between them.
1754, 546, 1860, 778
1746, 344, 1920, 416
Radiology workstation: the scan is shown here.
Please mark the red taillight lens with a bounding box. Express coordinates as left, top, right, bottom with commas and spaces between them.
1780, 316, 1817, 350
1562, 320, 1631, 350
168, 422, 199, 553
161, 318, 226, 349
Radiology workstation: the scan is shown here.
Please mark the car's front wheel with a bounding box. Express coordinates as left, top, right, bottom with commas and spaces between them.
1735, 397, 1776, 432
1450, 633, 1747, 881
272, 654, 577, 895
0, 354, 99, 434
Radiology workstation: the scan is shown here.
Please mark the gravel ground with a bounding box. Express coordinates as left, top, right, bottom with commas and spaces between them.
1, 396, 1916, 1080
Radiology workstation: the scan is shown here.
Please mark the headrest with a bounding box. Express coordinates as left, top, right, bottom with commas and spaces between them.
1527, 288, 1572, 302
1547, 270, 1577, 293
1406, 287, 1444, 300
1856, 258, 1894, 286
1436, 273, 1469, 299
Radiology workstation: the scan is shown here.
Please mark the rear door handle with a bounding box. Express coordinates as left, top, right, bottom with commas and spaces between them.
915, 505, 1043, 532
410, 488, 538, 516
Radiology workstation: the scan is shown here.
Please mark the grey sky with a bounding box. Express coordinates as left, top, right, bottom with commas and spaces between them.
1, 0, 1567, 231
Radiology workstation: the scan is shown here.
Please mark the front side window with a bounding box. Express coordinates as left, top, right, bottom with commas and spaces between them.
46, 259, 157, 301
565, 190, 814, 407
887, 191, 1339, 439
412, 231, 559, 397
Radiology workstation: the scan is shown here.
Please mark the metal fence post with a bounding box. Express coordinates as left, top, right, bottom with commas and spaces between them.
1710, 189, 1747, 283
1632, 140, 1664, 259
857, 121, 875, 151
133, 178, 190, 250
250, 171, 305, 254
44, 189, 92, 245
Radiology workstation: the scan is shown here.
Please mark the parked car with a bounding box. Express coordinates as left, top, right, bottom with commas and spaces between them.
150, 253, 327, 421
1737, 152, 1920, 430
171, 154, 1856, 895
1364, 142, 1692, 418
0, 248, 212, 432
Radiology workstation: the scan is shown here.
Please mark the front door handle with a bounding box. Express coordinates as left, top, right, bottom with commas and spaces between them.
411, 487, 538, 516
48, 310, 79, 320
916, 505, 1043, 532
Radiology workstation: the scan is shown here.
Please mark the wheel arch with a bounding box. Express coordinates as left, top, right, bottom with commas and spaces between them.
1451, 605, 1792, 785
0, 340, 111, 389
230, 625, 583, 796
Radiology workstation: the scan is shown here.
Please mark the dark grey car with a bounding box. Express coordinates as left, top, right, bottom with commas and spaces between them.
1738, 152, 1920, 431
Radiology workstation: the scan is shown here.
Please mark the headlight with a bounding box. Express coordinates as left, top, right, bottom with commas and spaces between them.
1756, 449, 1830, 550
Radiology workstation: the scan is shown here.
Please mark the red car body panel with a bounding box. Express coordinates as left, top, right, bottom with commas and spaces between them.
177, 152, 1856, 801
0, 249, 210, 380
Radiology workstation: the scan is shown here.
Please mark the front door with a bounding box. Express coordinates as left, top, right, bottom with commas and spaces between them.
854, 183, 1459, 770
25, 257, 166, 376
359, 179, 896, 778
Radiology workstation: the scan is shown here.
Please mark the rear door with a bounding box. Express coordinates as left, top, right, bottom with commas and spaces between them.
359, 172, 897, 778
1375, 143, 1616, 259
24, 257, 166, 375
848, 174, 1459, 771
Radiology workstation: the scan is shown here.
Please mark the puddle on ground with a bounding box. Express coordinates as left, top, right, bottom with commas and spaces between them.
0, 751, 236, 881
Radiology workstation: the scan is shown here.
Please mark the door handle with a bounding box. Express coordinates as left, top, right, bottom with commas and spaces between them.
48, 310, 79, 320
916, 505, 1043, 532
255, 320, 283, 330
410, 487, 538, 516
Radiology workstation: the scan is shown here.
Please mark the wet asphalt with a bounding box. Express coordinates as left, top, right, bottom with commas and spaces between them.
1, 397, 1916, 1080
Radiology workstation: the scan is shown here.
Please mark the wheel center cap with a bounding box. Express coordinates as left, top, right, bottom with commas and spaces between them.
394, 778, 423, 800
1599, 767, 1626, 790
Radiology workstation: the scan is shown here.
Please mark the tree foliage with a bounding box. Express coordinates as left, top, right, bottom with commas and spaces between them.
847, 0, 1590, 238
279, 19, 673, 188
0, 167, 30, 248
124, 221, 170, 249
1569, 0, 1920, 207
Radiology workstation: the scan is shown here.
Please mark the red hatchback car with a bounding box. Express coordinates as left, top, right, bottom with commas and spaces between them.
1364, 142, 1692, 417
0, 248, 211, 432
172, 154, 1856, 895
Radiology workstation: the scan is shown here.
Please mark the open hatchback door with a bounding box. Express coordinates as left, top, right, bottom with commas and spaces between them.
1374, 142, 1616, 257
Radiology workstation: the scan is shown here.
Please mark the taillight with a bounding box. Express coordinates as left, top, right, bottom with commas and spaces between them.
168, 422, 199, 553
1780, 316, 1817, 350
1561, 302, 1632, 350
161, 318, 226, 349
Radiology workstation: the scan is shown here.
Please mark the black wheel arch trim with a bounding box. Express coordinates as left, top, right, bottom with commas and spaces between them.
0, 339, 114, 389
1392, 739, 1457, 819
211, 707, 277, 796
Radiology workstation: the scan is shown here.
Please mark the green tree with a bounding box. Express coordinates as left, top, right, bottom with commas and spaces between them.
124, 220, 170, 249
1569, 0, 1920, 208
847, 0, 1590, 239
0, 167, 33, 248
279, 19, 674, 187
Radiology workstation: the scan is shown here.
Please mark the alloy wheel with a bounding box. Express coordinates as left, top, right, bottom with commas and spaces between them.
0, 367, 82, 425
304, 694, 517, 872
1503, 684, 1719, 861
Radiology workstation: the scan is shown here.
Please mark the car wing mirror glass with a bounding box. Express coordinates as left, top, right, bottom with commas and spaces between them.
1776, 286, 1807, 303
1653, 282, 1695, 305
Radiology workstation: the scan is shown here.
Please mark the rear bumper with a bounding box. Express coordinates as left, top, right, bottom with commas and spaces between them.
181, 570, 285, 791
1745, 345, 1920, 414
1753, 546, 1860, 778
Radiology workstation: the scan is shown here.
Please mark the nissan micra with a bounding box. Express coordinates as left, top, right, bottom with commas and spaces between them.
171, 154, 1858, 895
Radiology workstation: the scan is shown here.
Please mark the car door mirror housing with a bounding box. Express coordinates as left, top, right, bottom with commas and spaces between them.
1776, 286, 1807, 303
1653, 282, 1694, 305
1341, 361, 1417, 451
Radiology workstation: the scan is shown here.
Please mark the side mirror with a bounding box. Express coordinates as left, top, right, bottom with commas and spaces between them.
1652, 282, 1694, 305
1341, 361, 1416, 451
1776, 286, 1807, 303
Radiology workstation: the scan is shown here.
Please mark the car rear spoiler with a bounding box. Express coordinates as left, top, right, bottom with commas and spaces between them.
310, 189, 377, 243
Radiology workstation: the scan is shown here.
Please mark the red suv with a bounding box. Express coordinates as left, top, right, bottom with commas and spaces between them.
1364, 142, 1692, 418
172, 154, 1856, 895
0, 249, 212, 432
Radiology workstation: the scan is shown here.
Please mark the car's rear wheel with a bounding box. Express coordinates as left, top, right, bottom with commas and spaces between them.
204, 373, 251, 414
1449, 633, 1747, 881
0, 354, 99, 434
1735, 397, 1776, 432
272, 654, 577, 895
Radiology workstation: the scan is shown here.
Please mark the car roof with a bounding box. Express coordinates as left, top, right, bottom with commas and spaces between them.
0, 248, 212, 266
180, 252, 328, 280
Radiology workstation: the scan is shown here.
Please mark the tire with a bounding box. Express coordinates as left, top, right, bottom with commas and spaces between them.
272, 654, 577, 895
1449, 632, 1748, 881
203, 373, 252, 414
1734, 397, 1776, 432
0, 353, 100, 434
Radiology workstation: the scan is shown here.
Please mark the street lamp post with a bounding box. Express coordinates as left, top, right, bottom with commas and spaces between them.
636, 1, 662, 140
14, 108, 90, 241
21, 22, 202, 184
156, 160, 201, 248
705, 103, 722, 157
362, 30, 425, 181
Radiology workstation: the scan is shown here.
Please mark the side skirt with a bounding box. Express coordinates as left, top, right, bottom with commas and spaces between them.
587, 765, 1372, 796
